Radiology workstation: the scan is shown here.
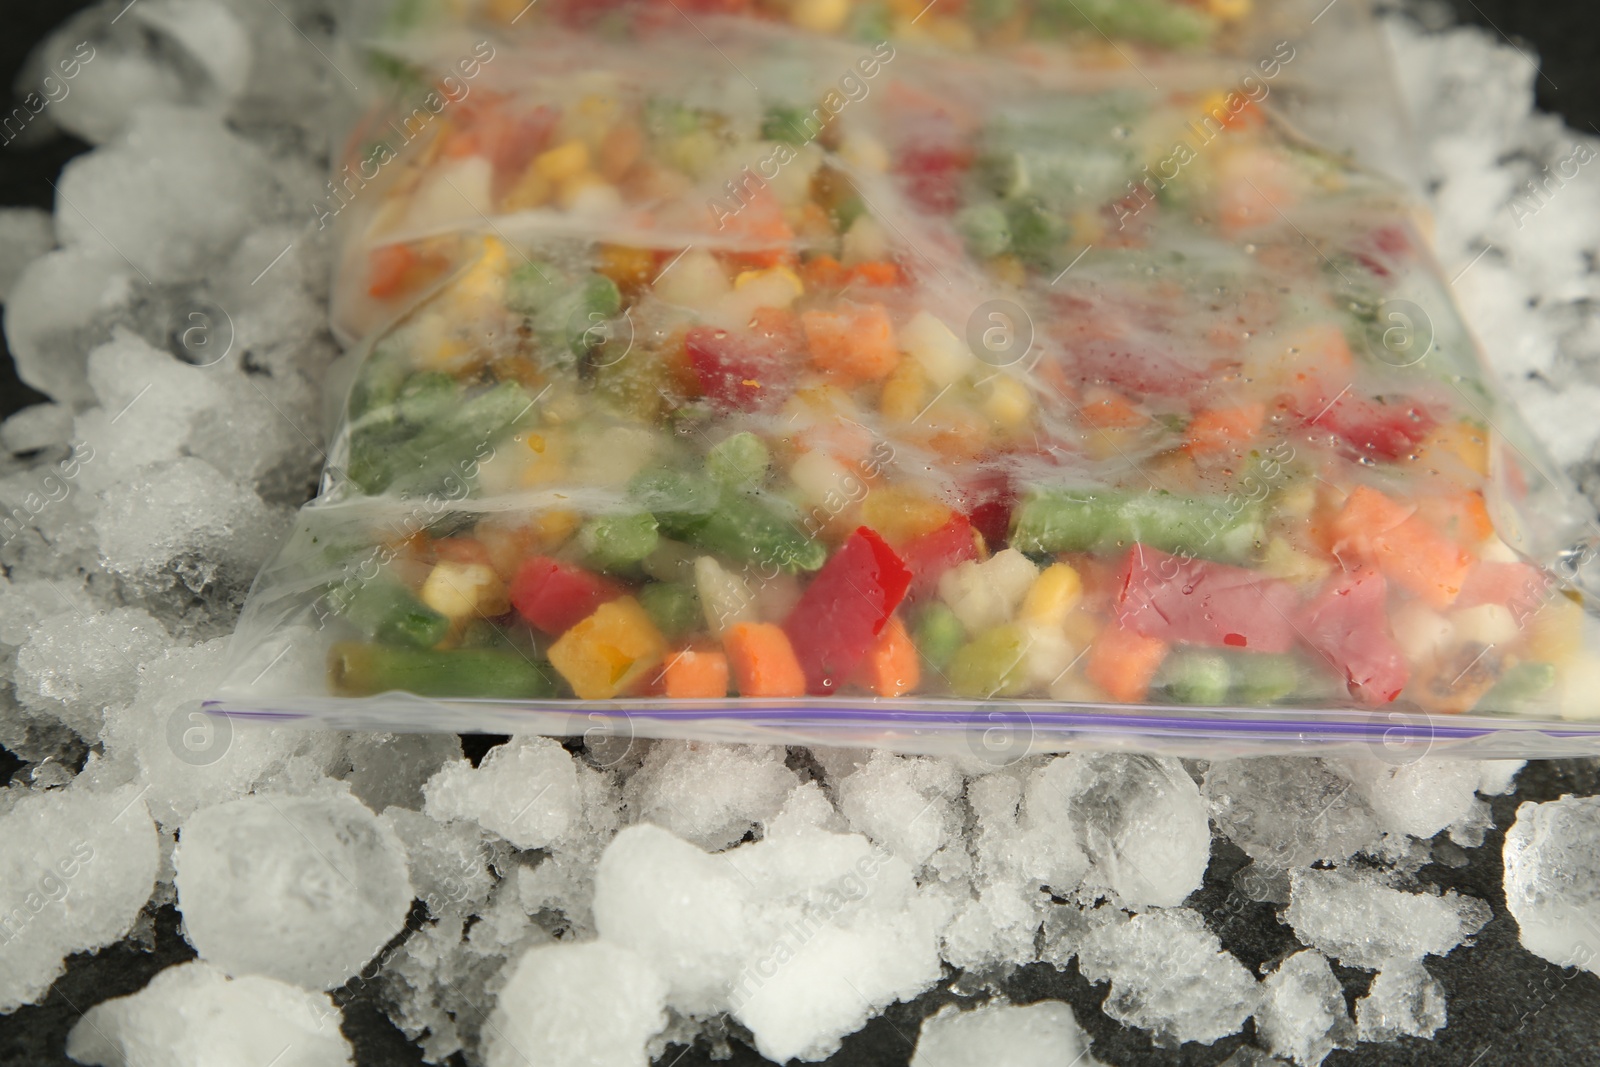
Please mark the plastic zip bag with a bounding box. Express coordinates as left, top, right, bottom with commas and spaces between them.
210, 9, 1600, 758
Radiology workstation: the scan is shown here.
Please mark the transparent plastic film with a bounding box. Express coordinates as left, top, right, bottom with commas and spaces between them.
212, 6, 1600, 757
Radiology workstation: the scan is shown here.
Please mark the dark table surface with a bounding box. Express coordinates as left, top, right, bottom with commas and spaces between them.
3, 1, 1600, 1064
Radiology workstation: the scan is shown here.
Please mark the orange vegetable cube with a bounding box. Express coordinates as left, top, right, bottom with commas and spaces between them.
547, 597, 667, 700
1085, 623, 1168, 704
802, 304, 899, 383
854, 616, 920, 697
1186, 402, 1265, 459
724, 622, 806, 698
663, 648, 730, 699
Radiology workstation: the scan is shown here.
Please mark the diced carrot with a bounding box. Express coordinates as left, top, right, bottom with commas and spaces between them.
1333, 485, 1475, 608
368, 244, 418, 299
1417, 490, 1494, 547
1186, 402, 1266, 459
853, 616, 920, 697
801, 253, 849, 292
725, 622, 806, 698
1085, 622, 1168, 704
850, 260, 903, 288
663, 648, 730, 699
802, 304, 900, 383
1080, 387, 1147, 430
719, 186, 794, 245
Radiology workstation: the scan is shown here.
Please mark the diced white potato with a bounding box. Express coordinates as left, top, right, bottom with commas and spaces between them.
653, 248, 731, 310
1391, 600, 1454, 666
421, 561, 509, 621
900, 310, 975, 389
840, 214, 889, 266
572, 424, 657, 487
789, 449, 857, 509
1450, 603, 1520, 647
404, 156, 493, 233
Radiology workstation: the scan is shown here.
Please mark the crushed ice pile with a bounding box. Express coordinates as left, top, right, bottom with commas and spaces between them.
2, 2, 1600, 1065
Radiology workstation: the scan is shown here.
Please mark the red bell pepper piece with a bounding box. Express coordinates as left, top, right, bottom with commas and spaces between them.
685, 309, 801, 414
1112, 545, 1300, 654
367, 244, 417, 299
899, 514, 979, 603
509, 557, 623, 636
782, 527, 912, 694
1456, 560, 1550, 621
1298, 568, 1408, 705
1305, 392, 1435, 462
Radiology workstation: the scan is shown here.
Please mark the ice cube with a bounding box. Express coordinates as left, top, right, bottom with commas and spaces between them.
1204, 758, 1382, 869
592, 823, 756, 1016
622, 741, 799, 851
14, 605, 171, 739
724, 827, 950, 1063
424, 735, 581, 851
381, 807, 496, 920
483, 941, 667, 1067
0, 206, 54, 304
1035, 754, 1210, 908
1327, 755, 1486, 841
1076, 907, 1259, 1046
3, 247, 133, 406
96, 638, 327, 828
56, 106, 282, 283
1255, 950, 1355, 1066
174, 792, 412, 989
1477, 760, 1525, 796
1283, 868, 1491, 969
64, 960, 352, 1067
910, 1000, 1098, 1067
940, 878, 1046, 972
1503, 795, 1600, 973
833, 752, 963, 873
1354, 959, 1448, 1042
1, 403, 73, 455
92, 455, 286, 606
330, 732, 462, 815
0, 781, 159, 1013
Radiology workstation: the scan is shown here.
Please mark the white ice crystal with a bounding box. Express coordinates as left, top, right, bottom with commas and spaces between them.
424, 735, 582, 851
483, 941, 667, 1067
174, 792, 413, 989
13, 605, 171, 739
622, 740, 799, 851
0, 206, 53, 303
1255, 950, 1355, 1066
1076, 908, 1259, 1046
1204, 758, 1382, 869
1355, 959, 1448, 1042
1284, 868, 1491, 969
1503, 795, 1600, 974
0, 782, 159, 1013
65, 960, 352, 1067
910, 1000, 1098, 1067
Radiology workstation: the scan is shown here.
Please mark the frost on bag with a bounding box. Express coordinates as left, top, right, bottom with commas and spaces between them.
214, 15, 1600, 751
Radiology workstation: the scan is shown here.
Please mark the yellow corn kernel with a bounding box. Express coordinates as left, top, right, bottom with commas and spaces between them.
535, 140, 591, 182
879, 357, 928, 424
421, 561, 509, 621
980, 374, 1033, 430
924, 15, 975, 48
862, 486, 952, 545
599, 244, 657, 294
734, 265, 805, 300
985, 254, 1027, 287
1208, 0, 1250, 18
519, 430, 571, 487
533, 509, 581, 550
791, 0, 851, 33
502, 165, 553, 212
1020, 563, 1084, 628
448, 237, 508, 306
548, 597, 667, 699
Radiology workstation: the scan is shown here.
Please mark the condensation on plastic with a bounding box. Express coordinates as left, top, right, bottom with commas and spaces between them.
208, 0, 1600, 759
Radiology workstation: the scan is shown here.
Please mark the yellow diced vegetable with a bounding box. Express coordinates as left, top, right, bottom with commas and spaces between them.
1019, 563, 1083, 628
980, 374, 1032, 430
536, 140, 591, 182
861, 486, 951, 545
547, 597, 667, 699
791, 0, 850, 33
